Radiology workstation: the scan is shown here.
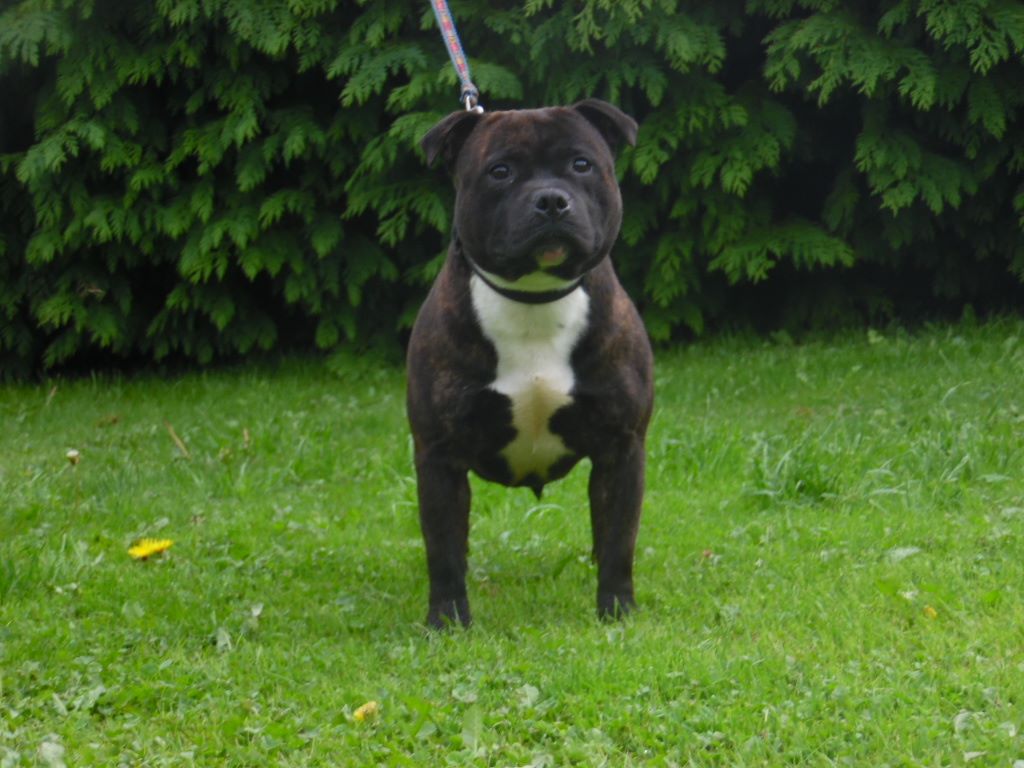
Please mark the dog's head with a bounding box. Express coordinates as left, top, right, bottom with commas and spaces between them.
422, 100, 637, 289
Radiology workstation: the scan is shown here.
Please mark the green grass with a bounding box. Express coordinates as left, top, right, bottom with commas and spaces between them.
2, 321, 1024, 766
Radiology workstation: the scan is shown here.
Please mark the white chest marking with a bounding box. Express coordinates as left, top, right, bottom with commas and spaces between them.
470, 275, 590, 481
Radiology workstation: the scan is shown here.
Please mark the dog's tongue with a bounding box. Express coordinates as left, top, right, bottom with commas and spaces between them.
537, 246, 567, 266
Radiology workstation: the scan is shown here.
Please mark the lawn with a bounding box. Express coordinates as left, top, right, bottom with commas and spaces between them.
1, 321, 1023, 766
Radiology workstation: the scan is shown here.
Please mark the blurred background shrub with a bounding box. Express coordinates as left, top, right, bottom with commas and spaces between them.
2, 0, 1022, 376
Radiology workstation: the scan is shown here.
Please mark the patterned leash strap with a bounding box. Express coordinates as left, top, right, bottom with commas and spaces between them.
429, 0, 484, 112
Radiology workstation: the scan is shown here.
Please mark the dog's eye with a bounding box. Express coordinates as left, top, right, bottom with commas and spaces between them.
488, 163, 511, 180
572, 157, 592, 173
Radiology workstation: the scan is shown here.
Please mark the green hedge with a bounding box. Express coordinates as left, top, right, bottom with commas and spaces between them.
2, 0, 1023, 376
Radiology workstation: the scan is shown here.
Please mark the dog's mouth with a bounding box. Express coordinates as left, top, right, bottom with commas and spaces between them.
489, 239, 578, 281
534, 244, 569, 269
476, 223, 598, 283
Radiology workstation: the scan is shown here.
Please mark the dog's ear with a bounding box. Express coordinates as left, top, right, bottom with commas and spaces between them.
420, 111, 484, 170
571, 99, 638, 154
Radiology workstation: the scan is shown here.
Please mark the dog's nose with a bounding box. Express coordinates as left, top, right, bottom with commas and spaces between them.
533, 189, 572, 219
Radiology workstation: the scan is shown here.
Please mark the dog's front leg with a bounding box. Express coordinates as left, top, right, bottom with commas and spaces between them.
589, 436, 645, 620
415, 451, 472, 628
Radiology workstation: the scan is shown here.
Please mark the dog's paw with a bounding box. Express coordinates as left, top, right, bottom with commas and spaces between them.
426, 597, 472, 630
597, 590, 636, 621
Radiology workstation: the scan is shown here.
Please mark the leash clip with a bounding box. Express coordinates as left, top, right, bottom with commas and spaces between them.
460, 84, 483, 113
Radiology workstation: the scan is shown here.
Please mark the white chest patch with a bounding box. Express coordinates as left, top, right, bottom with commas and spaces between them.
470, 274, 590, 482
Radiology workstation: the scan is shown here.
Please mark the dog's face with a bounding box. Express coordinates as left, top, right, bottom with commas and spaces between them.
422, 101, 638, 286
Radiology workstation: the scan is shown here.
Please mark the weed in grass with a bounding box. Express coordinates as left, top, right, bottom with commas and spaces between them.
745, 430, 843, 506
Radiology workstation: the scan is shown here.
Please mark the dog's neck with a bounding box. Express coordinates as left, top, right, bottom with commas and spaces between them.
454, 237, 584, 305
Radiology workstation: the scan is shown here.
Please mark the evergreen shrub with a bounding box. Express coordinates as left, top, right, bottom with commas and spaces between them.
2, 0, 1023, 376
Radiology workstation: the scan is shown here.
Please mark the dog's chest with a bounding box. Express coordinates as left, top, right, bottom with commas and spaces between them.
470, 277, 589, 481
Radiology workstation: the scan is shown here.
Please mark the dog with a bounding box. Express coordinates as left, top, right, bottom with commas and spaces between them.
407, 100, 653, 627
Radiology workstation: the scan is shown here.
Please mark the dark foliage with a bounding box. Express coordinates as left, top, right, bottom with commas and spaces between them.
2, 0, 1022, 376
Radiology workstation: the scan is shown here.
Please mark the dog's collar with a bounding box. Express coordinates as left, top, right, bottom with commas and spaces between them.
454, 244, 581, 305
468, 262, 583, 304
454, 235, 584, 304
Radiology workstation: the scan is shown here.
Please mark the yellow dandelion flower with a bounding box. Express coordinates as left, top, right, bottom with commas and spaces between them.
353, 701, 379, 722
128, 538, 173, 560
923, 605, 938, 620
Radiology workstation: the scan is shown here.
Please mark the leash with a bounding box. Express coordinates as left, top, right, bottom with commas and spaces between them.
429, 0, 484, 113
